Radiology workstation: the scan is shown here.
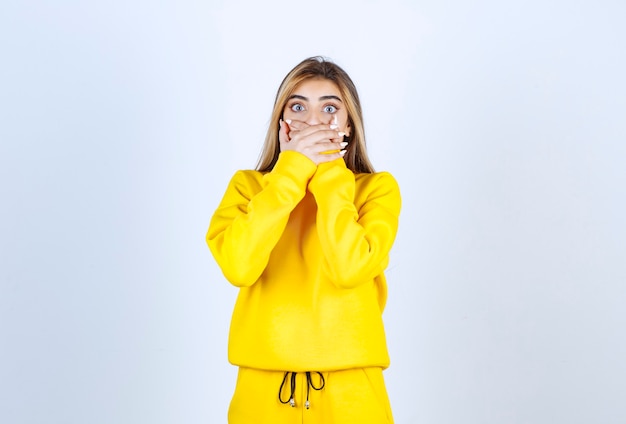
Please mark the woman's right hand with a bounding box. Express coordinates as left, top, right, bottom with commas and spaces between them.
279, 119, 347, 165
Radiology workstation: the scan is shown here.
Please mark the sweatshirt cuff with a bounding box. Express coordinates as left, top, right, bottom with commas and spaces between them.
309, 157, 352, 193
271, 150, 317, 185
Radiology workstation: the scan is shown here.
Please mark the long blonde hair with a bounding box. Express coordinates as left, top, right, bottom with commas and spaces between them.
256, 56, 374, 173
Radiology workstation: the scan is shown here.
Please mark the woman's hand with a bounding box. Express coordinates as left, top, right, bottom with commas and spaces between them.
279, 119, 347, 165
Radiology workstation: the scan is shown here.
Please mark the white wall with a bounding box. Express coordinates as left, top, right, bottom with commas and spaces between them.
1, 0, 625, 423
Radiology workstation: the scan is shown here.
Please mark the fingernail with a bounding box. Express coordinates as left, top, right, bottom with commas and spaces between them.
330, 124, 338, 130
339, 149, 347, 156
337, 132, 346, 137
340, 142, 348, 148
285, 119, 292, 125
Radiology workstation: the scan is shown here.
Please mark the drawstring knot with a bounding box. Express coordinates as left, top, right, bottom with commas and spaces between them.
278, 371, 325, 409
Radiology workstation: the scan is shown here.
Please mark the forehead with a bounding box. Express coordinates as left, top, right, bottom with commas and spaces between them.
292, 78, 341, 99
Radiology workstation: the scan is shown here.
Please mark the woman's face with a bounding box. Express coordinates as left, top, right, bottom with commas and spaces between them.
282, 78, 351, 135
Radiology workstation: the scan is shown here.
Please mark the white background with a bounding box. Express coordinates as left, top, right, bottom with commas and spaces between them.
1, 0, 625, 423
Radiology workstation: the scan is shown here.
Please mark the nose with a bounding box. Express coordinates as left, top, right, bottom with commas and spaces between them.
305, 110, 325, 125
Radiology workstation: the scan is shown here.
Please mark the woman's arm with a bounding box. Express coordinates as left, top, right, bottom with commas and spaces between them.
308, 159, 401, 289
206, 151, 316, 287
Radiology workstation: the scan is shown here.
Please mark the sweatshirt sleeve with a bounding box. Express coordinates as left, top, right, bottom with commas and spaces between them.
206, 151, 317, 287
308, 158, 401, 289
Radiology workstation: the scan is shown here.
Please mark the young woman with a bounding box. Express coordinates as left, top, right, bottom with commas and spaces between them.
207, 56, 401, 423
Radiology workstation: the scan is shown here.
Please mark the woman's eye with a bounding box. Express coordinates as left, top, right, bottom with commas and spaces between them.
291, 103, 305, 112
324, 105, 337, 113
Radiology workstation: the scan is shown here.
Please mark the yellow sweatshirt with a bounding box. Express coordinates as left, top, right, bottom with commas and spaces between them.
207, 151, 401, 372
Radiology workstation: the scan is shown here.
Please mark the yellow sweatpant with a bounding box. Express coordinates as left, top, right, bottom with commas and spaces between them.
228, 367, 394, 424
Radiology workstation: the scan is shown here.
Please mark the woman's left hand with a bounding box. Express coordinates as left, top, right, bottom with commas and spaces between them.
278, 119, 346, 164
279, 119, 345, 144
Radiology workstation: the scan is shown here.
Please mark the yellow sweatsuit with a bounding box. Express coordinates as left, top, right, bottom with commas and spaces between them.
207, 150, 401, 422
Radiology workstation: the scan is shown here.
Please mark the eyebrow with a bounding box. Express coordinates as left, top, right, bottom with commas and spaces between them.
288, 94, 343, 103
